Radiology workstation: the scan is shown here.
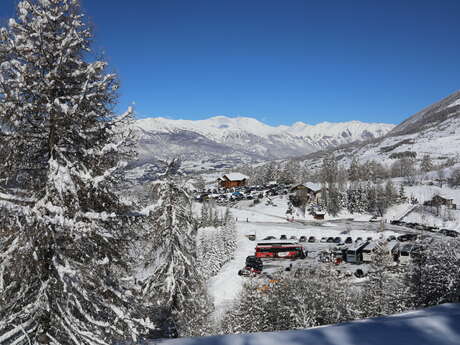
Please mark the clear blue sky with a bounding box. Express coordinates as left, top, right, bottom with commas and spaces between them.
1, 0, 460, 125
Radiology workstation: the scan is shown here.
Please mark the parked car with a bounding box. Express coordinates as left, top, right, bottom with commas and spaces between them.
355, 237, 363, 243
289, 235, 298, 240
369, 215, 382, 222
366, 237, 373, 241
299, 236, 307, 242
263, 236, 276, 240
334, 237, 342, 243
397, 234, 418, 242
280, 234, 287, 240
326, 237, 335, 243
248, 234, 256, 241
320, 237, 327, 243
245, 255, 263, 269
238, 256, 263, 276
354, 268, 366, 278
308, 236, 316, 243
345, 237, 353, 244
439, 229, 459, 237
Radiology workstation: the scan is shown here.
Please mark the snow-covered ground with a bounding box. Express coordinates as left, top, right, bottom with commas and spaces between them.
203, 182, 460, 324
151, 303, 460, 345
206, 196, 407, 322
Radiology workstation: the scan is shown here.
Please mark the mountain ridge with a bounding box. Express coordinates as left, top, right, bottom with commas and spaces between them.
127, 116, 394, 181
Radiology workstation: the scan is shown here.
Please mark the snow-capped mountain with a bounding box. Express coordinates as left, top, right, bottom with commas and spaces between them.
297, 90, 460, 169
129, 116, 394, 180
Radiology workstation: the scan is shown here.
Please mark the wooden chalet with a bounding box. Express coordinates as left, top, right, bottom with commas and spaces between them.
217, 173, 249, 189
290, 182, 323, 204
423, 195, 457, 209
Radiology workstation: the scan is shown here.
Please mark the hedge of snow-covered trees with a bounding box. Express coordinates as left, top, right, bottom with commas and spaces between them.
197, 206, 237, 279
220, 238, 460, 334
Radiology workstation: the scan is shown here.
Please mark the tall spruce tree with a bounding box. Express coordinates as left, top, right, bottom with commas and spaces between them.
0, 1, 153, 344
142, 172, 213, 337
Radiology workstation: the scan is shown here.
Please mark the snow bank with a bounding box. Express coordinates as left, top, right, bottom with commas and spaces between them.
151, 303, 460, 345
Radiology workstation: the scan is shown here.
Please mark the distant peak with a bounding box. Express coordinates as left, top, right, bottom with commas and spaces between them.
292, 121, 308, 127
208, 115, 229, 120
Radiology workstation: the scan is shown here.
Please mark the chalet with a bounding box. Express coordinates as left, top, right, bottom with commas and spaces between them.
217, 173, 249, 189
423, 195, 457, 209
290, 182, 323, 204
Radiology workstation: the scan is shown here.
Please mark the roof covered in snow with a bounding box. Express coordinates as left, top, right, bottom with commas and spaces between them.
220, 173, 249, 181
152, 303, 460, 345
303, 182, 322, 192
292, 182, 322, 192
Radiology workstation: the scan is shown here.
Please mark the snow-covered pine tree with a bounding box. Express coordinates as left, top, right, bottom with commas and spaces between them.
0, 1, 153, 344
320, 154, 342, 216
220, 279, 271, 334
222, 208, 236, 259
399, 183, 406, 201
360, 246, 410, 318
142, 173, 213, 337
384, 179, 398, 206
348, 156, 361, 184
200, 201, 210, 226
420, 154, 434, 174
406, 239, 460, 308
366, 181, 377, 214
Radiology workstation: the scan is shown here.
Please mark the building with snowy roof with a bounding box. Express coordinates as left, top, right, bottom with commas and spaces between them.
290, 182, 324, 205
423, 194, 457, 209
216, 173, 249, 189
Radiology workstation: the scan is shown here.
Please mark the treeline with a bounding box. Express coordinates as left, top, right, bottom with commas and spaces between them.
220, 239, 460, 334
239, 154, 458, 188
239, 153, 460, 217
197, 206, 237, 279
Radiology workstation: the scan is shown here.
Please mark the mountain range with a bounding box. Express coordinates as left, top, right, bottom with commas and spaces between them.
128, 116, 394, 181
295, 90, 460, 169
126, 89, 460, 183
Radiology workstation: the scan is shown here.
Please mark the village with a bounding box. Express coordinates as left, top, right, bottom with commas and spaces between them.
198, 171, 460, 309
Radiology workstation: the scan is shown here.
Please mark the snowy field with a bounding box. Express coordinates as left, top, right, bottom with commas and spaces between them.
151, 303, 460, 345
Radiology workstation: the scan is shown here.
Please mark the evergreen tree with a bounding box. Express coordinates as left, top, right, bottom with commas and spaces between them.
360, 246, 410, 318
399, 183, 407, 201
366, 182, 377, 214
142, 176, 213, 337
200, 201, 210, 226
0, 1, 153, 344
420, 154, 434, 173
406, 239, 460, 308
321, 154, 341, 216
374, 183, 386, 216
348, 156, 361, 184
221, 280, 270, 334
384, 179, 398, 206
